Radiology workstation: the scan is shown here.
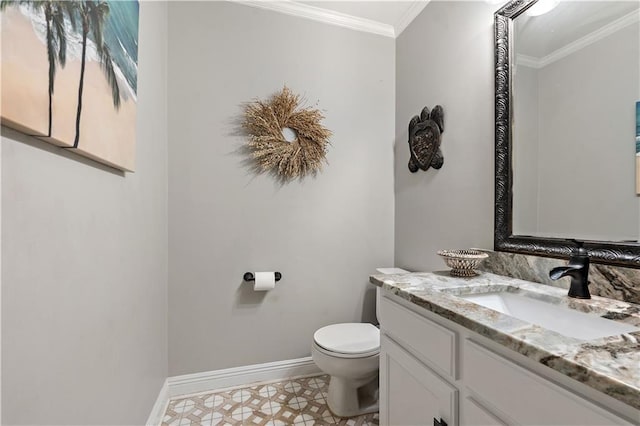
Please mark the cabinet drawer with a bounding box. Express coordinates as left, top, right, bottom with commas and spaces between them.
379, 295, 457, 378
464, 339, 633, 425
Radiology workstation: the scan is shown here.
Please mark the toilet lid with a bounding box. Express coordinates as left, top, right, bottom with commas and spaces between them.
313, 323, 380, 355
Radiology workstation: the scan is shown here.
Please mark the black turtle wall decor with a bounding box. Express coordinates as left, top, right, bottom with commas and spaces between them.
407, 105, 444, 173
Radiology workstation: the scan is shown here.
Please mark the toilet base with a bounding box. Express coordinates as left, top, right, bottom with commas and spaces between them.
326, 373, 379, 418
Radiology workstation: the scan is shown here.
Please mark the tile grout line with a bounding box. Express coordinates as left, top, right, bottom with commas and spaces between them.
163, 374, 379, 426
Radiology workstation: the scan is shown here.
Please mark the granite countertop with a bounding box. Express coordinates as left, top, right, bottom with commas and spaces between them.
369, 271, 640, 410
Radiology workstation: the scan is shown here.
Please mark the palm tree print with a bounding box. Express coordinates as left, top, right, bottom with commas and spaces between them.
0, 0, 138, 171
72, 0, 121, 149
0, 0, 71, 137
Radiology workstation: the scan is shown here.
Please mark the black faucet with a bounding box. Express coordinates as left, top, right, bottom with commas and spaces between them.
549, 241, 591, 299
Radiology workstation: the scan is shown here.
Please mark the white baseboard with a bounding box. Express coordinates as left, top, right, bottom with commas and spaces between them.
147, 356, 320, 425
168, 356, 320, 398
146, 379, 169, 426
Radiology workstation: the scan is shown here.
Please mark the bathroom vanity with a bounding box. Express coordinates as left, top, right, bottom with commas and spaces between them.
370, 272, 640, 426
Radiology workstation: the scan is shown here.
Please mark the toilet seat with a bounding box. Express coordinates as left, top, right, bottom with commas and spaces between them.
313, 323, 380, 358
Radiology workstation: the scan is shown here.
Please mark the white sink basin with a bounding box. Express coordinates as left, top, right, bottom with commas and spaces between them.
461, 291, 640, 340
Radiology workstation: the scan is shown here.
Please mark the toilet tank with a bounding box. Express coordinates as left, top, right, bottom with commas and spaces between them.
374, 268, 409, 321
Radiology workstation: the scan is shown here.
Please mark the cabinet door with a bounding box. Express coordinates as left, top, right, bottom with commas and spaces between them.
380, 334, 458, 426
461, 397, 508, 426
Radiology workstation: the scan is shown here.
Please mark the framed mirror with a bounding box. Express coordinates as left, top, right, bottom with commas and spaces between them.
494, 0, 640, 267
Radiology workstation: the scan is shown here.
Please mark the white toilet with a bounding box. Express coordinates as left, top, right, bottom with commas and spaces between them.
311, 268, 409, 418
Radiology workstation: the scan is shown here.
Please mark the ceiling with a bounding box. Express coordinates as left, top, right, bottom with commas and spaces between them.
516, 1, 639, 59
299, 1, 421, 29
239, 0, 639, 44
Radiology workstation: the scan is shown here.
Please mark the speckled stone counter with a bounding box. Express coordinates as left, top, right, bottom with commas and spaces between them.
369, 271, 640, 410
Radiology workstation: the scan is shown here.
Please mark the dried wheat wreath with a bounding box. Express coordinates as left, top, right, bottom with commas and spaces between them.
244, 87, 332, 180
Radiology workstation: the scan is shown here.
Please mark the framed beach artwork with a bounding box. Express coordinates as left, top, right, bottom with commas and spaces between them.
1, 1, 139, 172
637, 102, 640, 194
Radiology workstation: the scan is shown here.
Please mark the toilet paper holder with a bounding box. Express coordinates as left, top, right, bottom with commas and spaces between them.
243, 272, 282, 282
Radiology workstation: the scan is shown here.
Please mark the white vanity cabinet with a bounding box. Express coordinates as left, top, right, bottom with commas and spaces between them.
380, 335, 457, 426
378, 291, 638, 426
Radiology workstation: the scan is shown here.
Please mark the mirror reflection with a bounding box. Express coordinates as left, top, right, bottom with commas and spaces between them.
511, 1, 640, 242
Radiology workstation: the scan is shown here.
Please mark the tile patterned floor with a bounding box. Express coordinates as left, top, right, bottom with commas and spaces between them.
162, 375, 379, 426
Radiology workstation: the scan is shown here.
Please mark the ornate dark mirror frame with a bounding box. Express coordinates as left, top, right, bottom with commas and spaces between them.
494, 0, 640, 268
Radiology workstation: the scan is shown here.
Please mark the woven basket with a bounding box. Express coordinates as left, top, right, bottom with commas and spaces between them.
437, 249, 489, 277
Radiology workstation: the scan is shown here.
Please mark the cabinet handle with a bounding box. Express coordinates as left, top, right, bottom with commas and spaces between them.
433, 418, 448, 426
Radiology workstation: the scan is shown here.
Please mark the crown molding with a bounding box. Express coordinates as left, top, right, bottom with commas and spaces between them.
539, 9, 638, 68
515, 54, 541, 69
395, 1, 431, 36
231, 0, 396, 38
518, 9, 639, 69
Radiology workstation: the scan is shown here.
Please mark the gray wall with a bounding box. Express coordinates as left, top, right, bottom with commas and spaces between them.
395, 1, 495, 271
536, 23, 639, 241
513, 24, 639, 241
167, 1, 395, 375
512, 65, 540, 236
0, 95, 2, 425
1, 2, 168, 424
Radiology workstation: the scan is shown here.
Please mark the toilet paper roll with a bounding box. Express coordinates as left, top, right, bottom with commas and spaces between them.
253, 272, 276, 291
